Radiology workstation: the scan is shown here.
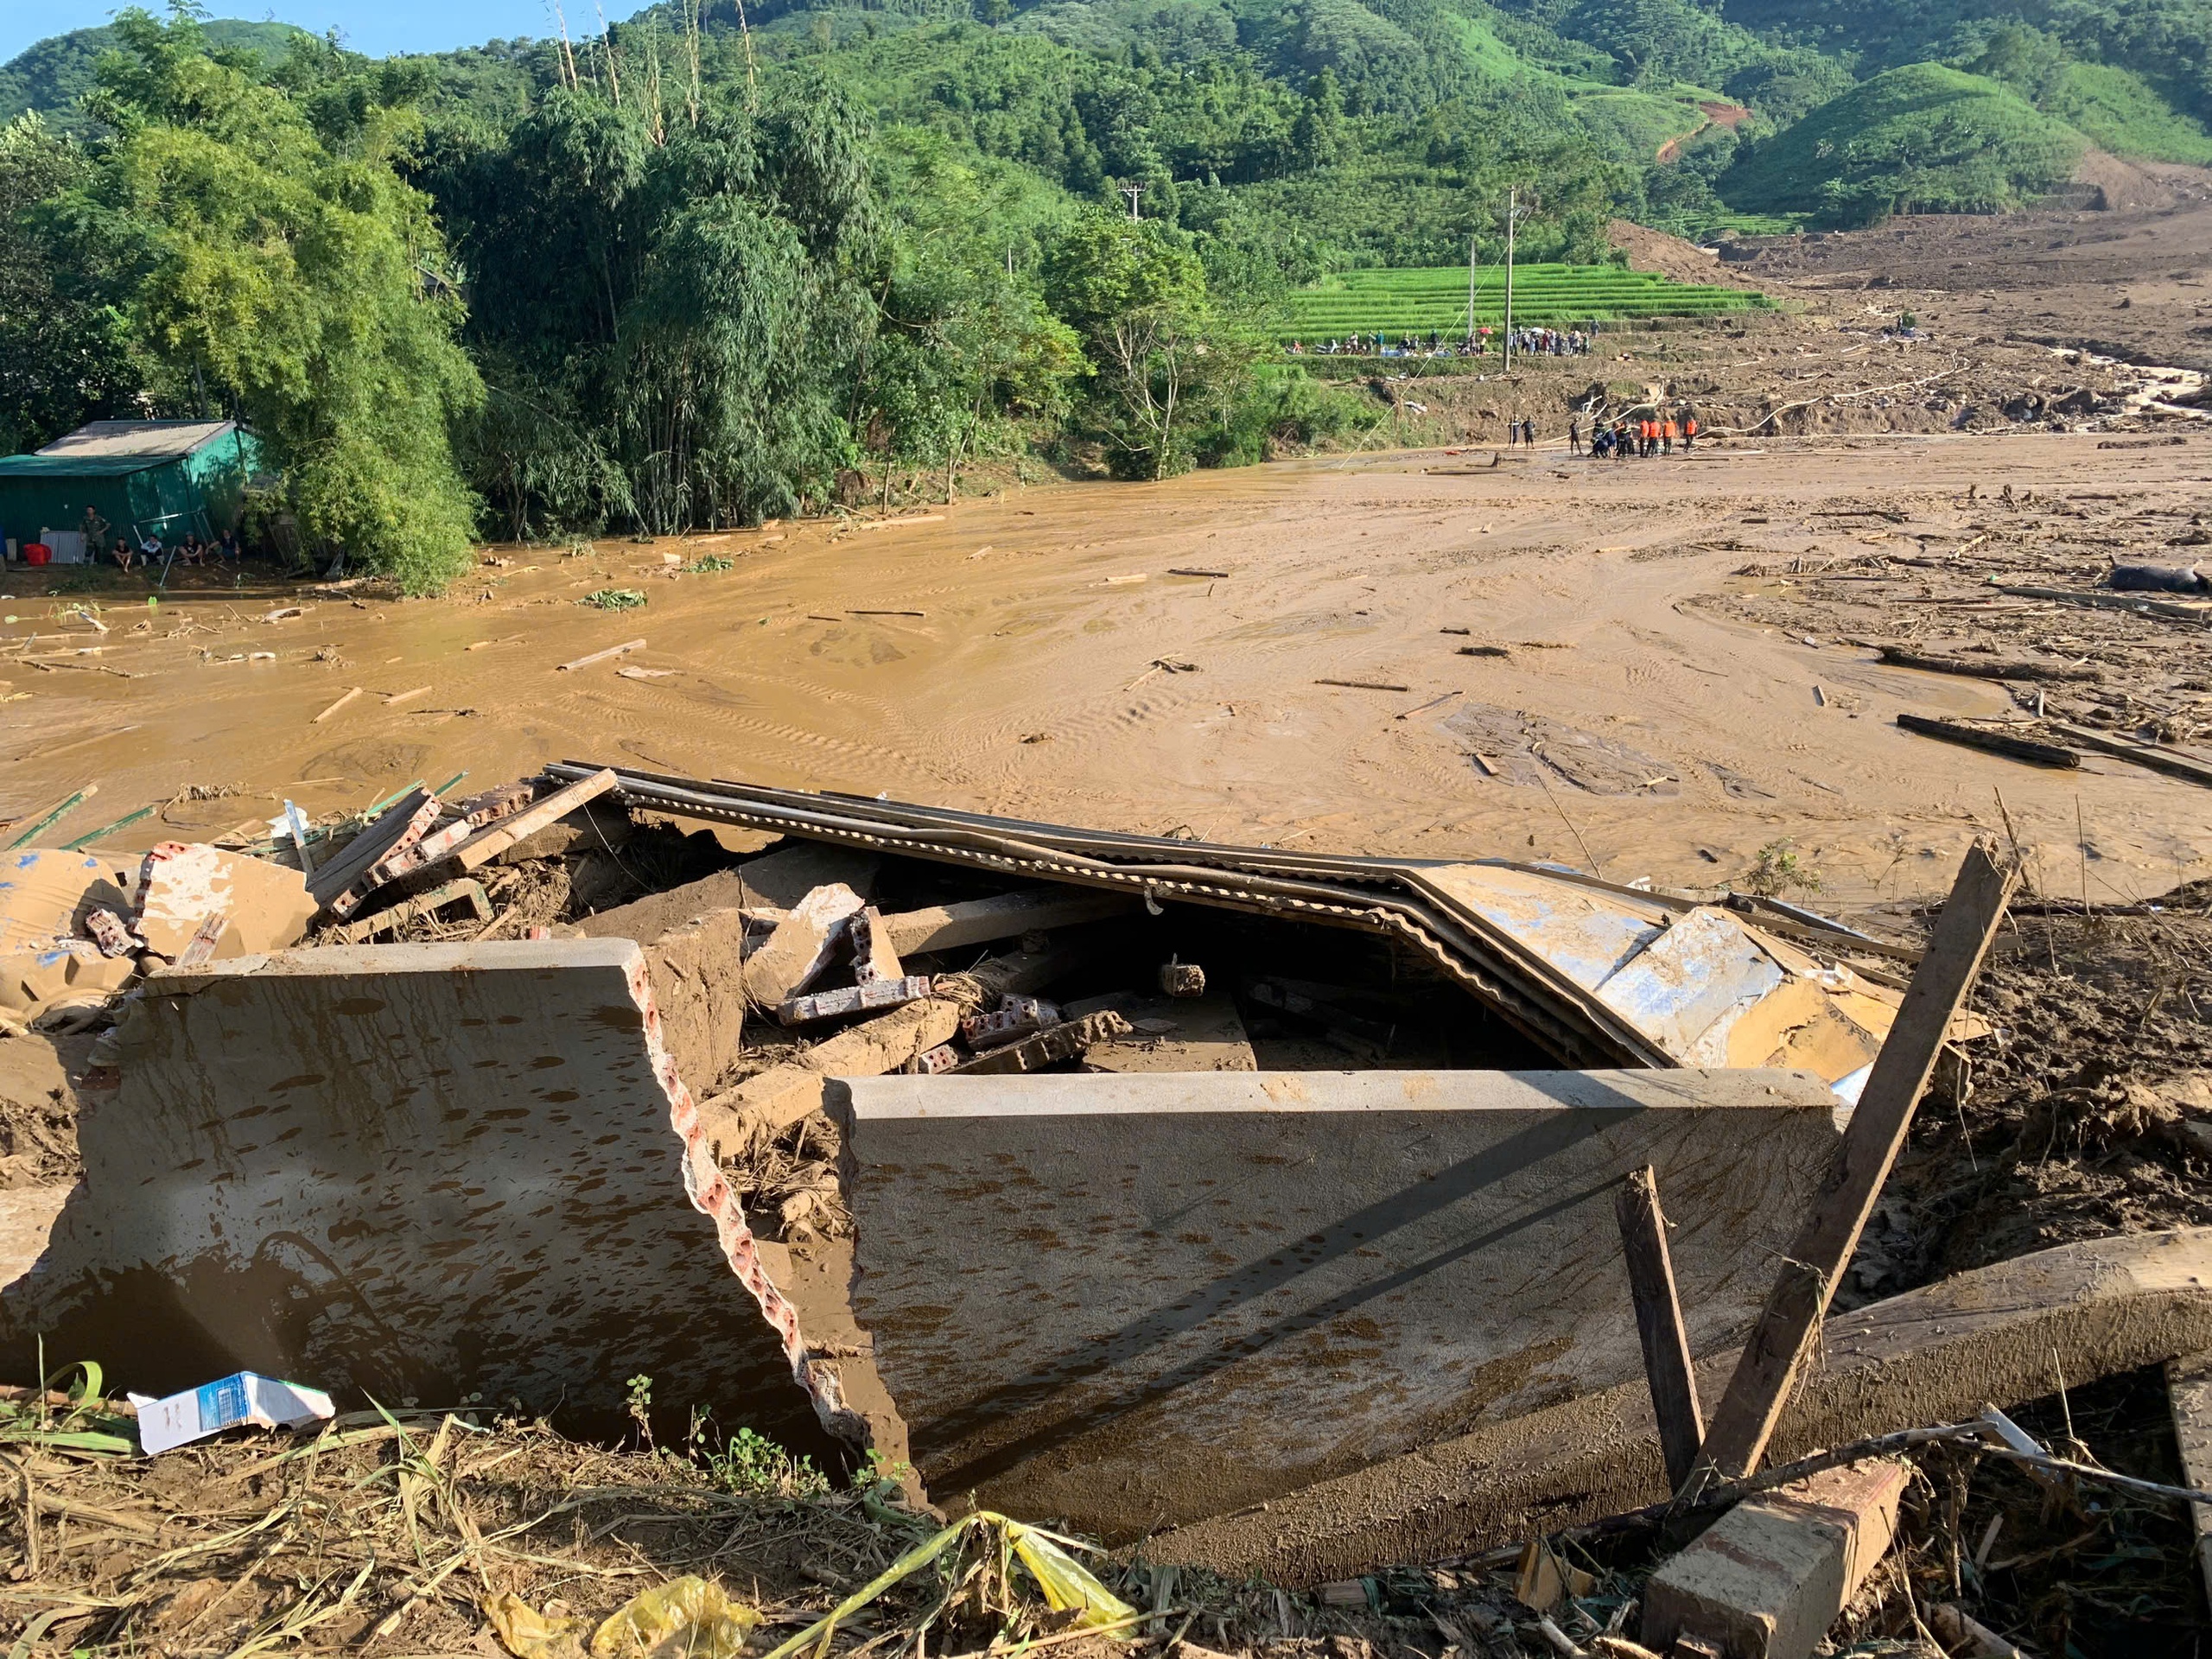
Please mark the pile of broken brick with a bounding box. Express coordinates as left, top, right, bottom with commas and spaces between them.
0, 768, 613, 1035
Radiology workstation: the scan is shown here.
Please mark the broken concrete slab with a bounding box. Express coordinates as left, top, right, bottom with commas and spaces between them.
705, 996, 965, 1141
0, 849, 132, 955
138, 842, 318, 958
1068, 992, 1257, 1073
722, 842, 880, 911
829, 1067, 1842, 1539
576, 842, 878, 950
0, 938, 838, 1459
1643, 1461, 1910, 1659
880, 888, 1136, 957
1139, 1226, 2212, 1584
634, 909, 753, 1096
747, 883, 868, 1012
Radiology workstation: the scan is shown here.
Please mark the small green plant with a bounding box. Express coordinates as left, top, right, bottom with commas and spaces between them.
626, 1372, 654, 1447
582, 588, 647, 610
685, 554, 734, 574
684, 1415, 830, 1497
1742, 840, 1824, 898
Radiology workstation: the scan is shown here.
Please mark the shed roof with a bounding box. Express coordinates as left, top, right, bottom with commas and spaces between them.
33, 421, 240, 463
0, 454, 176, 480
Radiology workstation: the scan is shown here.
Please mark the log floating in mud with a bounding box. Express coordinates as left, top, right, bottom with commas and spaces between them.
1895, 714, 2080, 768
1875, 645, 2103, 683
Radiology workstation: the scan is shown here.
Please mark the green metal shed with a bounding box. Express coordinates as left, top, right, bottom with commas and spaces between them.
0, 420, 262, 561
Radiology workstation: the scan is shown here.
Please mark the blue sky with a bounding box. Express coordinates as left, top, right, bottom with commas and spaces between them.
4, 0, 561, 63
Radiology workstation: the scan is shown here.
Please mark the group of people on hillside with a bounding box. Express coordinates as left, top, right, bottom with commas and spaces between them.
1287, 325, 1593, 359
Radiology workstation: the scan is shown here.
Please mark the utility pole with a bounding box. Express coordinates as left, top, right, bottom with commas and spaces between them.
1503, 186, 1517, 370
1122, 182, 1144, 220
1466, 231, 1478, 346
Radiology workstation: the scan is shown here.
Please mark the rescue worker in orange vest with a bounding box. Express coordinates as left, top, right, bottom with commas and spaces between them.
1661, 414, 1679, 455
1640, 416, 1656, 457
1682, 411, 1699, 453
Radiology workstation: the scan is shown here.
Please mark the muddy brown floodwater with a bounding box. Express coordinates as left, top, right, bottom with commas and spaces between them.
3, 428, 2209, 910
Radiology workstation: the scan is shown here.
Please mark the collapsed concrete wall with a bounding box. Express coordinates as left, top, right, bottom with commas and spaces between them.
830, 1066, 1845, 1539
0, 938, 849, 1458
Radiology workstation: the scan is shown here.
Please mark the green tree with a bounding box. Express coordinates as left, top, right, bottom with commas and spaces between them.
0, 114, 153, 454
1286, 67, 1342, 170
1043, 211, 1256, 479
79, 7, 482, 589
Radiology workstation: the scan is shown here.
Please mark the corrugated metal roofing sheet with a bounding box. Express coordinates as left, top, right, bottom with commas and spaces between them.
32, 420, 239, 462
546, 761, 1911, 1086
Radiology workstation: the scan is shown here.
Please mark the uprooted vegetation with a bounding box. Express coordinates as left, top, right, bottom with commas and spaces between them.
3, 1359, 2205, 1657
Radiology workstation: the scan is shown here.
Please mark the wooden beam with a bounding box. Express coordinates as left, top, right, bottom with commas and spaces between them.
1895, 714, 2079, 769
2048, 721, 2212, 791
2167, 1352, 2212, 1614
1693, 840, 2018, 1486
1616, 1165, 1704, 1491
445, 767, 620, 872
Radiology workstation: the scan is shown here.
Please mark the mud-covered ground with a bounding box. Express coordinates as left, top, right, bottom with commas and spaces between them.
7, 194, 2212, 1655
1847, 887, 2212, 1304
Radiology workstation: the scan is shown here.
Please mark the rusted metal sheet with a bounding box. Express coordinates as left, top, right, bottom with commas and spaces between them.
549, 763, 1901, 1086
0, 938, 843, 1457
830, 1066, 1843, 1541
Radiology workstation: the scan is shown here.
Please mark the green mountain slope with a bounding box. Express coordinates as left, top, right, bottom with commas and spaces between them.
1719, 62, 2087, 226
3, 0, 2209, 237
0, 18, 308, 132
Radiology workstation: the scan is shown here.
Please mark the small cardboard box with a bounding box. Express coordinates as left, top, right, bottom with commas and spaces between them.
130, 1371, 336, 1454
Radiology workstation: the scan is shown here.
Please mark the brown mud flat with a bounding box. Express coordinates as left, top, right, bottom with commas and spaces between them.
1717, 162, 2212, 373
7, 428, 2209, 917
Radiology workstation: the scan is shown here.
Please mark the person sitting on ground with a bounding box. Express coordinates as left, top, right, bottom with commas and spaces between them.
139, 531, 163, 564
219, 527, 241, 562
111, 535, 134, 572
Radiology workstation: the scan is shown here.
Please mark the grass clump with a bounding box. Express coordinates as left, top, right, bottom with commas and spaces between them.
582, 588, 647, 611
1741, 839, 1824, 898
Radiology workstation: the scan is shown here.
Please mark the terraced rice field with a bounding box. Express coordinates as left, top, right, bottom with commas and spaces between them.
1281, 263, 1770, 341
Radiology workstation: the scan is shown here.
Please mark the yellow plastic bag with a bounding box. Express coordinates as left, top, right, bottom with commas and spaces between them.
485, 1592, 590, 1659
1001, 1519, 1136, 1628
589, 1576, 760, 1659
487, 1579, 758, 1659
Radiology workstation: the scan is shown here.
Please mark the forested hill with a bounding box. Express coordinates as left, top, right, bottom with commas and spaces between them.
8, 0, 2212, 248
2, 2, 2208, 589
